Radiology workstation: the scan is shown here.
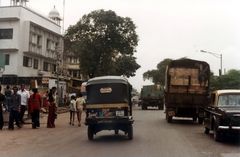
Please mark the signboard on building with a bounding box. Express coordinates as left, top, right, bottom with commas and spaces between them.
42, 77, 49, 84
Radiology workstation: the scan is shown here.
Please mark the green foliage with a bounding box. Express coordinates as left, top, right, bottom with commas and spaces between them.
210, 69, 240, 90
115, 55, 140, 77
64, 9, 140, 78
143, 58, 172, 85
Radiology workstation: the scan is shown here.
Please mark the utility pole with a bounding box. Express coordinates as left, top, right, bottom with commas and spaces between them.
62, 0, 65, 34
56, 46, 62, 107
200, 50, 223, 76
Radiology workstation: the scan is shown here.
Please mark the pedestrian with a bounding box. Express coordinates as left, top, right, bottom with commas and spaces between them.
75, 93, 85, 127
69, 95, 76, 126
8, 86, 21, 130
47, 97, 57, 128
51, 87, 57, 103
0, 85, 5, 130
17, 84, 30, 124
4, 85, 12, 112
28, 88, 41, 129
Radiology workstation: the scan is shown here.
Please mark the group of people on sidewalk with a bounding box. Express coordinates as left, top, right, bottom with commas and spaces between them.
0, 84, 57, 130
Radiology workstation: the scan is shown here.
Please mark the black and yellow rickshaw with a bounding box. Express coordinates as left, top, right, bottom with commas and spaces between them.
85, 76, 134, 140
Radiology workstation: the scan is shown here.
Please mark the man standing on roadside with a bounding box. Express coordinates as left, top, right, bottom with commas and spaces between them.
4, 85, 12, 112
8, 86, 21, 130
17, 84, 30, 124
0, 85, 5, 130
28, 88, 42, 129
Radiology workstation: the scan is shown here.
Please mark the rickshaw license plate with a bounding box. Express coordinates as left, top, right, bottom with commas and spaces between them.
116, 110, 124, 116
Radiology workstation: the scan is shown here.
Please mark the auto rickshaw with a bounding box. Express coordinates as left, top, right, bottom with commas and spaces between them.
85, 76, 134, 140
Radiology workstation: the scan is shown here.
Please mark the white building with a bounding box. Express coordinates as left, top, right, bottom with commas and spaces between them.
0, 1, 63, 86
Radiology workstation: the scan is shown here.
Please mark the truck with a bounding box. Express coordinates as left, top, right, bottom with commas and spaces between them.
140, 85, 164, 110
164, 58, 210, 123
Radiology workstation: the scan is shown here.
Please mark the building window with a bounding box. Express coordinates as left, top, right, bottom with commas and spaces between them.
31, 33, 36, 44
55, 42, 59, 49
5, 54, 10, 65
73, 71, 78, 77
52, 64, 56, 72
47, 39, 51, 50
43, 62, 49, 71
33, 59, 38, 69
0, 29, 13, 39
37, 35, 42, 46
23, 56, 32, 67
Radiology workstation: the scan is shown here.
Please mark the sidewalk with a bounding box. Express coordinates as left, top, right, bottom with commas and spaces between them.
2, 107, 69, 125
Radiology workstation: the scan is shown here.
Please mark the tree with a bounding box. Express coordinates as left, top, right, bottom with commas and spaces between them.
64, 9, 140, 78
210, 69, 240, 90
143, 58, 172, 85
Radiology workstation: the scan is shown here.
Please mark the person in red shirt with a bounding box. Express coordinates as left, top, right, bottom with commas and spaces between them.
28, 88, 42, 129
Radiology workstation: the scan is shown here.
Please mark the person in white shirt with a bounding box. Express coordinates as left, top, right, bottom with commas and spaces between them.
17, 84, 30, 124
75, 93, 86, 127
69, 95, 76, 126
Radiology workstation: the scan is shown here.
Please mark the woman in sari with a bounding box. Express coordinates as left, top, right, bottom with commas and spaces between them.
47, 96, 57, 128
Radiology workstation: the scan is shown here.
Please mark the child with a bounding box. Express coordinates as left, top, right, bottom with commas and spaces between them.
69, 95, 76, 126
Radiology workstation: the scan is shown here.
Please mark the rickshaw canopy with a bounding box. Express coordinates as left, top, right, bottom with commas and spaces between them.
86, 76, 132, 104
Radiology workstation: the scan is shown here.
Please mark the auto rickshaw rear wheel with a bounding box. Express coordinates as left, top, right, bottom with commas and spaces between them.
204, 127, 210, 134
127, 125, 133, 140
88, 126, 94, 140
166, 114, 172, 123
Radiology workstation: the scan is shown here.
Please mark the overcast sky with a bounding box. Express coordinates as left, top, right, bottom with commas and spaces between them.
1, 0, 240, 91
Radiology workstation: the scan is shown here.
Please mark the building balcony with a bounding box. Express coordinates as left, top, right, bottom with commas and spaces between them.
0, 40, 19, 52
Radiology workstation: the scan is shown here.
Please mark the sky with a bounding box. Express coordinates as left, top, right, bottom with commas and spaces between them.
1, 0, 240, 92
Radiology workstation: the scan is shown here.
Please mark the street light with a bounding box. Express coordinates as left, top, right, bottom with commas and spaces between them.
200, 50, 223, 76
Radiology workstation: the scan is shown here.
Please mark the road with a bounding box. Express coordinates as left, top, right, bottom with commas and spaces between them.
0, 106, 239, 157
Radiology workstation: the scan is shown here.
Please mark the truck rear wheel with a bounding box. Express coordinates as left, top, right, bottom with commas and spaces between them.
158, 105, 162, 110
198, 118, 204, 124
142, 105, 147, 110
166, 114, 172, 123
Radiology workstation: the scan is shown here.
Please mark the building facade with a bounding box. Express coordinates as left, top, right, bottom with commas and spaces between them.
63, 50, 86, 93
0, 5, 63, 86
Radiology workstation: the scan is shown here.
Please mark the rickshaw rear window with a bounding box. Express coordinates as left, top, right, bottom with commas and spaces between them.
87, 83, 129, 104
